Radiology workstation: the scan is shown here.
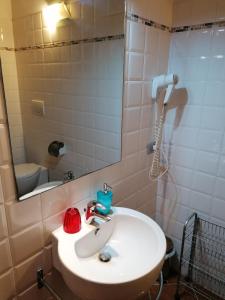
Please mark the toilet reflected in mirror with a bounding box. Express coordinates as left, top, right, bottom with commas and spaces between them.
14, 163, 61, 200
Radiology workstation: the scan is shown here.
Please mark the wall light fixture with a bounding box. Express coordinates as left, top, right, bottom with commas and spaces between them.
43, 1, 71, 34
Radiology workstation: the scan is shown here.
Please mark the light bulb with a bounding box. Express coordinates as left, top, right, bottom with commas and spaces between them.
43, 2, 68, 34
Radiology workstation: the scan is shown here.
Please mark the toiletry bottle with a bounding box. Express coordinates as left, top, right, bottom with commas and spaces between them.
96, 183, 112, 215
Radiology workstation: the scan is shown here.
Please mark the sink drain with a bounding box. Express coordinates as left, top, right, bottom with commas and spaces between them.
98, 252, 111, 263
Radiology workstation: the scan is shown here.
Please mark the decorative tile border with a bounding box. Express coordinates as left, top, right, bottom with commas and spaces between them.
172, 20, 225, 32
0, 46, 15, 52
127, 12, 171, 32
0, 34, 125, 52
1, 15, 225, 53
127, 12, 225, 33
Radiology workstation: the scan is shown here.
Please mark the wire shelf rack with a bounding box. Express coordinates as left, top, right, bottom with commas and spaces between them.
175, 213, 225, 300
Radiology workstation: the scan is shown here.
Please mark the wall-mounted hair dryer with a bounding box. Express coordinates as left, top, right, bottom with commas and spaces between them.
152, 74, 178, 105
148, 73, 179, 181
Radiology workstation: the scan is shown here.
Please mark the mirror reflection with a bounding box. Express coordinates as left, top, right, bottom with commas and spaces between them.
2, 0, 125, 200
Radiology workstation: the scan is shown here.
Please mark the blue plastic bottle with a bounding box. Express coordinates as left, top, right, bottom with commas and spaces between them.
96, 183, 112, 215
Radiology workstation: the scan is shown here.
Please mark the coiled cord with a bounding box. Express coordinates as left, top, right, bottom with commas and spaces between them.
149, 104, 168, 181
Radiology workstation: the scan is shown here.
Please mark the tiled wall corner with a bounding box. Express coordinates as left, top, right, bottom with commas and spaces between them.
127, 0, 173, 27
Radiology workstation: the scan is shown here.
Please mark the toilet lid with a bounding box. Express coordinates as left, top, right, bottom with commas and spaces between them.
15, 163, 41, 179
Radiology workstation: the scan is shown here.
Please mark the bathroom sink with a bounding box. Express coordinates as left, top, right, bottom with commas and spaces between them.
52, 207, 166, 300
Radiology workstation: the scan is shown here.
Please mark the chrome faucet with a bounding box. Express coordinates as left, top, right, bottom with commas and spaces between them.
84, 201, 112, 226
64, 170, 74, 182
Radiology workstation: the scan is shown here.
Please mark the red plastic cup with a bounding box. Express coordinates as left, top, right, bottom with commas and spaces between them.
63, 208, 81, 234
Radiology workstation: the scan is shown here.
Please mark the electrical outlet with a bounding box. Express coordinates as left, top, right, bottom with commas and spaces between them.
31, 100, 45, 117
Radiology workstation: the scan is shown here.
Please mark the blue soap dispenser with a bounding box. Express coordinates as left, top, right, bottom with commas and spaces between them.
96, 183, 113, 215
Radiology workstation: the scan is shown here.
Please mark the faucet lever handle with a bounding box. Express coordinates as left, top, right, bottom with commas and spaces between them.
96, 202, 107, 211
87, 200, 96, 207
85, 201, 97, 213
86, 201, 107, 212
85, 201, 97, 221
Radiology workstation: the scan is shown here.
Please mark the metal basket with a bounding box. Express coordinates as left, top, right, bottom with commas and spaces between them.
175, 213, 225, 300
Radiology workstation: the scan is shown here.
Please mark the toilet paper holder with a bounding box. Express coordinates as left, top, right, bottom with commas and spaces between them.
48, 141, 66, 157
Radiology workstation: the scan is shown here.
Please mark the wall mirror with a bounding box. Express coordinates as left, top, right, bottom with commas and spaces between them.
2, 0, 125, 200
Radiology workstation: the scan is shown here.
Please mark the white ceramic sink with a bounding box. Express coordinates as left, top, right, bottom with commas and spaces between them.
52, 207, 166, 300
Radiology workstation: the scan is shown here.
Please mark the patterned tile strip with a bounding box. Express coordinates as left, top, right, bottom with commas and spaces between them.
0, 46, 15, 52
127, 12, 225, 33
172, 20, 225, 32
1, 14, 225, 52
0, 34, 125, 52
127, 13, 172, 32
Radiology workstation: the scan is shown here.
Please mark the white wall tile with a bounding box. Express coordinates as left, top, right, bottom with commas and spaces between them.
14, 251, 47, 293
124, 107, 141, 132
197, 129, 223, 153
217, 156, 225, 178
0, 239, 12, 274
145, 27, 159, 55
5, 195, 42, 234
201, 107, 225, 131
191, 171, 215, 195
216, 0, 225, 21
208, 55, 225, 81
158, 1, 225, 248
214, 178, 225, 200
125, 82, 142, 107
10, 223, 44, 264
129, 21, 145, 52
188, 30, 212, 57
173, 0, 219, 26
173, 0, 193, 26
195, 151, 219, 175
123, 131, 139, 156
0, 205, 8, 241
211, 197, 225, 221
0, 125, 10, 164
0, 269, 16, 300
191, 0, 217, 24
128, 52, 144, 81
190, 191, 212, 214
204, 81, 225, 107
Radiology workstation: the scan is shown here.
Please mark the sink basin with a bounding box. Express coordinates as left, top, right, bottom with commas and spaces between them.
52, 207, 166, 300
